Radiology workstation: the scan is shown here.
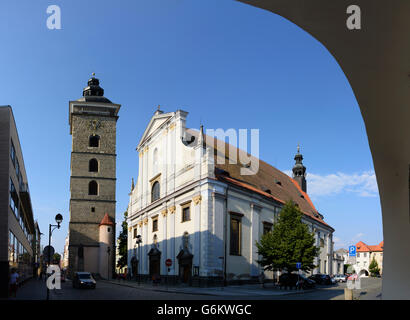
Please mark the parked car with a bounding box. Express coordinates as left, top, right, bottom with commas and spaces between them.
279, 273, 316, 290
72, 272, 96, 289
309, 274, 332, 285
333, 274, 347, 282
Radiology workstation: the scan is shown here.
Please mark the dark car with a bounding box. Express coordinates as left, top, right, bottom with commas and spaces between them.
279, 273, 316, 290
309, 274, 332, 285
72, 272, 96, 289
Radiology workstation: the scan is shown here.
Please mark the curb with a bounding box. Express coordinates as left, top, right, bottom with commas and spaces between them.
102, 280, 317, 297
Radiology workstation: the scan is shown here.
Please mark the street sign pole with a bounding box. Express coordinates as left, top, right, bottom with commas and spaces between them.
165, 259, 172, 291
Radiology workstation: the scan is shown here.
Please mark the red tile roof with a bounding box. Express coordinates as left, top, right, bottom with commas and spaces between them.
356, 241, 384, 252
186, 128, 333, 230
99, 213, 114, 226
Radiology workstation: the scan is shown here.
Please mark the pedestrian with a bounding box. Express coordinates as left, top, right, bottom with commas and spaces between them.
259, 272, 265, 288
9, 268, 19, 298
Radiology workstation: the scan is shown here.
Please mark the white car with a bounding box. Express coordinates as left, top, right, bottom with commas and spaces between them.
334, 274, 347, 282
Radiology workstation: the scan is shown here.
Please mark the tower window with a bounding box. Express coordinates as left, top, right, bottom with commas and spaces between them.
89, 135, 100, 148
151, 181, 160, 202
89, 180, 98, 195
107, 227, 111, 232
89, 159, 98, 172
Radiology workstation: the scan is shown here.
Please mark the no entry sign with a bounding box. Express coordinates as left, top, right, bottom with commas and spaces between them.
165, 259, 172, 267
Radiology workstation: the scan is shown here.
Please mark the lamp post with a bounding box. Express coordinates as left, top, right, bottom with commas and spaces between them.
136, 235, 142, 285
107, 246, 111, 280
46, 213, 63, 300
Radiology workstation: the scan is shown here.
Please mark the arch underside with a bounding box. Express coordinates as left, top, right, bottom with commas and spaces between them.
237, 0, 410, 299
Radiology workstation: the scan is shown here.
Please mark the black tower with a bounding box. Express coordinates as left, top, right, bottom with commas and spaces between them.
292, 145, 307, 193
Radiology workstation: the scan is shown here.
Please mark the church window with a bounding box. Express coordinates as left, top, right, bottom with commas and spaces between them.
152, 217, 158, 232
89, 158, 98, 172
182, 206, 190, 222
230, 213, 242, 256
89, 180, 98, 195
151, 181, 160, 202
89, 135, 100, 148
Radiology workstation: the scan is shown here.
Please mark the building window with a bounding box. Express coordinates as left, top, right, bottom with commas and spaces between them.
133, 228, 138, 239
152, 217, 158, 232
10, 140, 16, 166
91, 207, 95, 212
230, 214, 242, 256
263, 222, 273, 235
107, 227, 111, 232
89, 135, 100, 148
9, 178, 19, 218
89, 180, 98, 195
151, 181, 160, 202
181, 206, 191, 222
89, 159, 98, 172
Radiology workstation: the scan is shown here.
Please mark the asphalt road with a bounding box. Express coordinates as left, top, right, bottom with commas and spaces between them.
12, 277, 382, 300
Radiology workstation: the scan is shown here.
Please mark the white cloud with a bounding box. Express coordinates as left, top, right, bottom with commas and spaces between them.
284, 170, 378, 199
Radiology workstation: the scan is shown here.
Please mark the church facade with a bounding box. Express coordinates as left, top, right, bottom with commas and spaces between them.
127, 109, 334, 285
67, 76, 120, 279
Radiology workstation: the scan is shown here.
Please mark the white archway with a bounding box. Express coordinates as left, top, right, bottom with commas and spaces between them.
237, 0, 410, 299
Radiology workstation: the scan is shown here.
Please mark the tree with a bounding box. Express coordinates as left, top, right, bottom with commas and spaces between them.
369, 257, 380, 277
52, 253, 61, 265
116, 211, 128, 270
256, 201, 320, 274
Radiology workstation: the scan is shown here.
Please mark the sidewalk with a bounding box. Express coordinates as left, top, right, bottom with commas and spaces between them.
4, 278, 48, 300
104, 279, 314, 297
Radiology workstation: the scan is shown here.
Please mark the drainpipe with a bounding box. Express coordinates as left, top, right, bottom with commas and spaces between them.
223, 186, 228, 286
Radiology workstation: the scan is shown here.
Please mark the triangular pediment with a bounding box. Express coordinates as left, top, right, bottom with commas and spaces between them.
137, 112, 174, 150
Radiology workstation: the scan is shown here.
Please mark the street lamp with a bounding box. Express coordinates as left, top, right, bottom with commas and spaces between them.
107, 246, 111, 280
46, 213, 63, 300
135, 235, 142, 285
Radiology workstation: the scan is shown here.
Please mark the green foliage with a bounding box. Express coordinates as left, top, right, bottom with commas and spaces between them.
116, 211, 128, 269
369, 257, 380, 276
52, 253, 61, 264
256, 201, 319, 273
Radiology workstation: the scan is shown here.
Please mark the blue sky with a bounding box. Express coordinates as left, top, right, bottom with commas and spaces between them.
0, 0, 382, 255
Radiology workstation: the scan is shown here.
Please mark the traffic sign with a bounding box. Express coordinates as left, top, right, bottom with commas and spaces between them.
43, 245, 55, 262
165, 259, 172, 267
349, 245, 357, 257
296, 262, 302, 269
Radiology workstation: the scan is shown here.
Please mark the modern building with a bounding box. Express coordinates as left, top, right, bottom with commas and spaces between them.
0, 106, 38, 297
126, 109, 334, 286
67, 76, 120, 279
354, 241, 384, 276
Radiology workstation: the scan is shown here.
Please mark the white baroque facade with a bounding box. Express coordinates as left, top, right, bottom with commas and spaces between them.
127, 109, 334, 285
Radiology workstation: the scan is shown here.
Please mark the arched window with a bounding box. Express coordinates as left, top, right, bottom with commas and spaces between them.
89, 135, 100, 148
89, 159, 98, 172
151, 181, 160, 202
89, 180, 98, 195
